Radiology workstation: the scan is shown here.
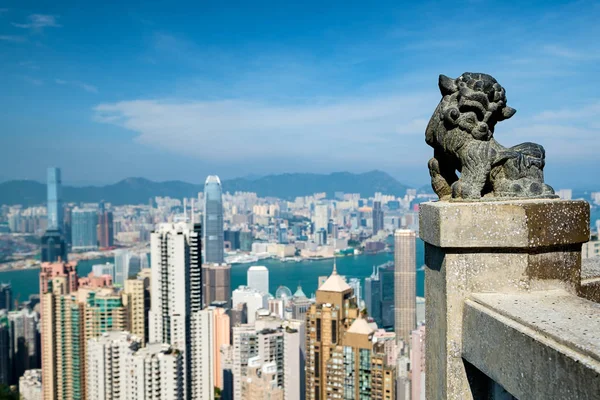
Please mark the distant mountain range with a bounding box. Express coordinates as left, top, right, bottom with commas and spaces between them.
0, 171, 412, 207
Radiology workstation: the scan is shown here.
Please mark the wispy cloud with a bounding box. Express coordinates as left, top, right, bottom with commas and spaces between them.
55, 79, 98, 93
532, 101, 600, 122
93, 94, 433, 165
0, 35, 26, 42
502, 100, 600, 160
12, 14, 61, 30
23, 76, 43, 86
542, 44, 599, 61
0, 8, 9, 14
19, 61, 40, 70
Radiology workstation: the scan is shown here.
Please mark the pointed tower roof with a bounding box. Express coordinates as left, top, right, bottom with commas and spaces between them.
347, 316, 376, 335
293, 285, 307, 298
318, 257, 351, 293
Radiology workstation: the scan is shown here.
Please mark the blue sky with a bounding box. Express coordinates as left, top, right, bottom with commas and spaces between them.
1, 0, 599, 188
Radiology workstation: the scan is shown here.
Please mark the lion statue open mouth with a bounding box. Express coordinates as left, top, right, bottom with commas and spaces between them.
425, 72, 556, 200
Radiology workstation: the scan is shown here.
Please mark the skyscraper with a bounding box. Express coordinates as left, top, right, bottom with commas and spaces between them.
232, 320, 285, 400
149, 222, 211, 399
203, 263, 231, 307
123, 274, 150, 346
41, 230, 68, 263
305, 264, 396, 399
394, 229, 416, 344
283, 320, 306, 400
96, 210, 114, 248
40, 261, 80, 400
46, 167, 63, 232
364, 267, 382, 325
126, 343, 185, 400
71, 208, 98, 251
348, 278, 362, 304
41, 261, 130, 400
8, 308, 40, 383
86, 331, 141, 400
92, 263, 114, 280
231, 286, 269, 324
372, 201, 384, 234
20, 369, 42, 400
410, 325, 426, 400
247, 266, 269, 294
211, 307, 230, 390
204, 175, 224, 264
0, 313, 10, 385
0, 283, 12, 311
313, 204, 329, 234
41, 167, 67, 262
380, 262, 395, 329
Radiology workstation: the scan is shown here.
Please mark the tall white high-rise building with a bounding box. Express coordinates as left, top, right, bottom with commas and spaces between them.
313, 203, 330, 233
19, 369, 42, 400
126, 343, 185, 400
92, 262, 115, 280
283, 320, 306, 400
114, 251, 146, 287
348, 278, 362, 304
394, 229, 416, 345
149, 222, 210, 400
247, 266, 269, 295
232, 322, 285, 400
190, 309, 214, 400
87, 332, 141, 400
232, 286, 269, 324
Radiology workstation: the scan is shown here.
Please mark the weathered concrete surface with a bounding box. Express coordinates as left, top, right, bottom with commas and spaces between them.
463, 291, 600, 400
420, 199, 589, 249
420, 199, 591, 400
580, 257, 600, 302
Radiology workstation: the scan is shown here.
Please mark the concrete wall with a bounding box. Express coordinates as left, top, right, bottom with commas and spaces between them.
420, 199, 599, 400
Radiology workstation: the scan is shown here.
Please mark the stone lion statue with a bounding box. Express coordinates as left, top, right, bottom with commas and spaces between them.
425, 72, 555, 200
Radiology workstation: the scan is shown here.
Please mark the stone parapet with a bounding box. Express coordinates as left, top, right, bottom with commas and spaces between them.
463, 291, 600, 400
420, 199, 589, 249
420, 199, 592, 400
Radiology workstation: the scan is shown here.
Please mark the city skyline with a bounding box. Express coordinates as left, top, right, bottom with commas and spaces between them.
1, 1, 599, 187
1, 2, 599, 398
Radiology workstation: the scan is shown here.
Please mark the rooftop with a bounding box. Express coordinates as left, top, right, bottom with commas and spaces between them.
347, 317, 376, 335
318, 270, 351, 293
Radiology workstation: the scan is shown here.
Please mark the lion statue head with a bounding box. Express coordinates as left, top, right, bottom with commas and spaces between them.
426, 73, 516, 147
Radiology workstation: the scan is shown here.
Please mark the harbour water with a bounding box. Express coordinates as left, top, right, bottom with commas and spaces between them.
1, 240, 426, 302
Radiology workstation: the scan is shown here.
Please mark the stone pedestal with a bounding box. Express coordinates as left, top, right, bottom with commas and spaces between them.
419, 199, 589, 400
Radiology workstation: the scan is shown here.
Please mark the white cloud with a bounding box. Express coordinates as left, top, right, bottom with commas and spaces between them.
542, 44, 599, 61
54, 79, 98, 93
19, 61, 39, 70
0, 35, 26, 42
93, 94, 434, 164
12, 14, 61, 30
78, 82, 98, 93
23, 76, 43, 86
532, 101, 600, 122
502, 101, 600, 160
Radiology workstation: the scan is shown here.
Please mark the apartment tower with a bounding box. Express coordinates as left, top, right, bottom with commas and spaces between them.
149, 222, 212, 400
394, 229, 416, 344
